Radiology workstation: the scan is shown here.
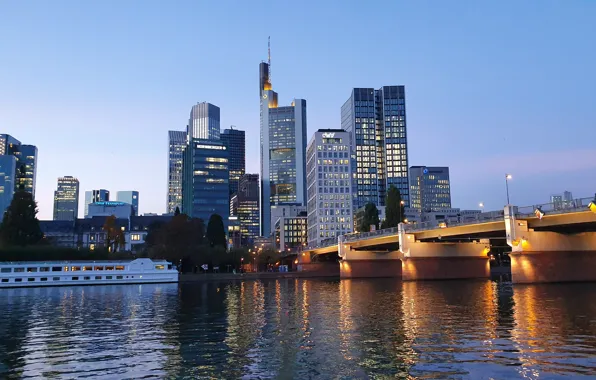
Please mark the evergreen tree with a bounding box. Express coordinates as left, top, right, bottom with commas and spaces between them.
383, 185, 405, 228
174, 206, 180, 216
359, 203, 380, 232
206, 214, 226, 247
0, 190, 43, 247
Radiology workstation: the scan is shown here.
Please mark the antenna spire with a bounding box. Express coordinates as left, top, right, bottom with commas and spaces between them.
268, 36, 271, 84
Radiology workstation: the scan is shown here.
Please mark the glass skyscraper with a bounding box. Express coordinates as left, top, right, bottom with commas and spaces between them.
188, 102, 220, 140
182, 139, 230, 227
341, 86, 409, 209
221, 127, 246, 196
409, 166, 451, 212
0, 134, 38, 197
259, 60, 307, 236
231, 173, 260, 244
0, 155, 17, 214
84, 189, 109, 217
117, 190, 139, 216
167, 130, 187, 214
53, 176, 80, 221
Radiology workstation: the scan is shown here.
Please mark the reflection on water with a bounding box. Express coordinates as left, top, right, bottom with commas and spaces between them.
0, 280, 595, 379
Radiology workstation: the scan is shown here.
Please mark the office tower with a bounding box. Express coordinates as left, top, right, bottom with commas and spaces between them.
232, 173, 260, 244
182, 139, 229, 227
117, 191, 139, 216
0, 134, 21, 155
53, 176, 80, 221
409, 166, 451, 212
306, 129, 354, 246
221, 127, 246, 196
274, 211, 308, 253
341, 86, 409, 209
259, 44, 307, 235
0, 135, 38, 197
188, 102, 220, 140
0, 155, 17, 214
167, 130, 187, 214
84, 189, 110, 217
552, 191, 574, 210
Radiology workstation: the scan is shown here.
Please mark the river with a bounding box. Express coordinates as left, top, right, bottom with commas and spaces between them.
0, 279, 595, 379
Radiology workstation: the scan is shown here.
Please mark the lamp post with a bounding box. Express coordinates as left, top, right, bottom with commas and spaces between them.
505, 174, 512, 205
399, 200, 405, 224
479, 202, 484, 212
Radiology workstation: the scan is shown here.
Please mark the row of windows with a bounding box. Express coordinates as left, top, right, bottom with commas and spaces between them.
1, 275, 134, 283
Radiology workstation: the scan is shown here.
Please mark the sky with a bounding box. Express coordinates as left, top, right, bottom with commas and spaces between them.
1, 1, 595, 220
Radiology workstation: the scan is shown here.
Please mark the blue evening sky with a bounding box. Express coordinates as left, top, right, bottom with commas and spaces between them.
1, 1, 595, 219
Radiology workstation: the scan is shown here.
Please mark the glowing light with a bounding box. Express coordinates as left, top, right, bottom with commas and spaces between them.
506, 174, 512, 180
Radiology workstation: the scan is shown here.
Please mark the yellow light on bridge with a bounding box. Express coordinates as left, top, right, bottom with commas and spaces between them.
589, 202, 596, 213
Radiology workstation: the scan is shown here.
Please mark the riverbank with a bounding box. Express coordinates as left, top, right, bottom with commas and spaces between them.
180, 271, 339, 282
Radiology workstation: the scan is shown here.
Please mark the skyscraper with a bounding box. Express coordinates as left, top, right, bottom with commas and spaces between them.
341, 86, 409, 209
182, 139, 229, 227
0, 155, 17, 214
409, 166, 451, 212
0, 135, 38, 197
117, 191, 139, 216
221, 127, 246, 196
167, 130, 187, 214
188, 102, 220, 140
306, 129, 354, 246
84, 189, 109, 217
232, 173, 260, 244
259, 46, 307, 235
53, 176, 80, 221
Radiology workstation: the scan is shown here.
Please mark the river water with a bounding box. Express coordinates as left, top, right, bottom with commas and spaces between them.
0, 279, 595, 379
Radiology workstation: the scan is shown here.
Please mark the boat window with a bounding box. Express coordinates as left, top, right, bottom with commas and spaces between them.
0, 268, 11, 273
155, 265, 165, 270
40, 278, 48, 281
1, 279, 8, 282
72, 277, 79, 280
106, 276, 113, 279
52, 267, 62, 272
15, 278, 22, 282
28, 278, 35, 282
95, 276, 102, 280
115, 266, 125, 271
84, 276, 90, 280
53, 277, 60, 281
63, 266, 69, 272
105, 266, 114, 271
40, 267, 50, 272
94, 266, 104, 271
27, 268, 37, 272
14, 268, 24, 273
71, 266, 81, 271
116, 275, 123, 279
168, 265, 172, 270
83, 266, 92, 271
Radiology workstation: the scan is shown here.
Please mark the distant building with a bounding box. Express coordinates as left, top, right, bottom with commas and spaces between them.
0, 155, 17, 214
84, 189, 110, 217
167, 130, 187, 213
230, 174, 260, 245
87, 201, 133, 219
53, 176, 80, 221
341, 86, 409, 209
117, 191, 139, 216
182, 139, 229, 227
551, 191, 574, 210
274, 211, 307, 254
0, 134, 38, 197
221, 127, 246, 197
306, 129, 354, 247
409, 166, 451, 212
188, 102, 220, 140
228, 216, 242, 249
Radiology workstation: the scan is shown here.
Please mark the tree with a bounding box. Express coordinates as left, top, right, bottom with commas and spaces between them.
0, 190, 43, 247
206, 214, 226, 248
102, 215, 125, 252
360, 203, 380, 232
382, 185, 405, 228
174, 206, 180, 216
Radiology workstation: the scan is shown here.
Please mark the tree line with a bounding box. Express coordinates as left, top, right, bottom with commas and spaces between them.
359, 185, 406, 232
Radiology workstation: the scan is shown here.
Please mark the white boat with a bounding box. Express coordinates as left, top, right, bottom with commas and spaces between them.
0, 258, 178, 288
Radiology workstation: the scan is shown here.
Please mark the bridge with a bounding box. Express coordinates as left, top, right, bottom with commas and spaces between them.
298, 197, 596, 283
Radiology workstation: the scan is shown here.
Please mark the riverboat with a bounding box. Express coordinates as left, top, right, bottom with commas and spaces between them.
0, 258, 178, 288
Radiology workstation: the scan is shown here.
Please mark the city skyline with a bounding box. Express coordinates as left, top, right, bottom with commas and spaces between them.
1, 2, 595, 220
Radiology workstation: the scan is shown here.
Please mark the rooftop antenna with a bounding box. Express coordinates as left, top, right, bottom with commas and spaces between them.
268, 36, 271, 84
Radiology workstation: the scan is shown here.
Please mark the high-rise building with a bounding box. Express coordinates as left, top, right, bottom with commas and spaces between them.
231, 173, 260, 244
84, 189, 110, 217
182, 139, 229, 227
0, 135, 38, 197
551, 191, 574, 210
53, 176, 80, 221
0, 155, 17, 214
306, 129, 354, 246
188, 102, 220, 140
259, 49, 307, 236
221, 127, 246, 197
409, 166, 451, 212
341, 86, 409, 209
0, 134, 21, 155
167, 130, 187, 214
117, 191, 139, 216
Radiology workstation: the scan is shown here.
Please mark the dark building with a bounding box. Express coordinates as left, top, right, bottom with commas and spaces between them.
230, 174, 260, 245
221, 127, 246, 197
53, 176, 80, 221
182, 139, 230, 228
0, 134, 38, 197
409, 166, 451, 212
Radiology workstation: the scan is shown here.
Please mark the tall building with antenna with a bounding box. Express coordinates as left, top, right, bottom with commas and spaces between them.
259, 38, 307, 236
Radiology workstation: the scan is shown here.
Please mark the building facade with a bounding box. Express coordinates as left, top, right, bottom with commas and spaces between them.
221, 127, 246, 197
88, 201, 134, 219
0, 135, 38, 197
182, 139, 230, 227
259, 59, 307, 235
84, 189, 110, 217
188, 102, 220, 140
53, 176, 80, 221
274, 212, 307, 254
230, 173, 260, 245
117, 191, 139, 216
167, 130, 187, 214
409, 166, 451, 212
306, 129, 354, 247
341, 86, 409, 209
0, 155, 17, 214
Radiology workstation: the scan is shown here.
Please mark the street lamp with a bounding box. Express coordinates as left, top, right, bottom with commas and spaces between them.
479, 202, 484, 212
399, 200, 405, 224
505, 174, 512, 205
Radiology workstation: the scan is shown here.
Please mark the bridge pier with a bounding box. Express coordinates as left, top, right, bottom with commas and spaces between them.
339, 250, 402, 279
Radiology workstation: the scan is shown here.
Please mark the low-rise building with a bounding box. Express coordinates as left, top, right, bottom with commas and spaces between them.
88, 201, 133, 219
274, 211, 307, 254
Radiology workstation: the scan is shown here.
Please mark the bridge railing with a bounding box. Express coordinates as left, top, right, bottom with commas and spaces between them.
515, 197, 594, 218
